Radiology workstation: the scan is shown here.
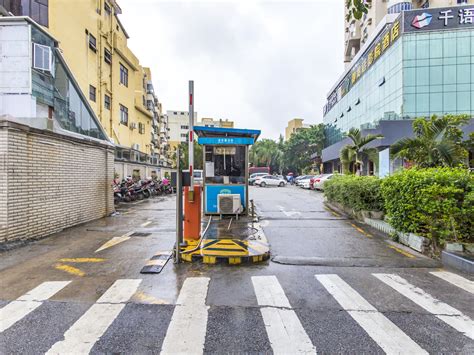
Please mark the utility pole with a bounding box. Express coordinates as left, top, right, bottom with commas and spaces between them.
175, 147, 182, 263
188, 80, 194, 201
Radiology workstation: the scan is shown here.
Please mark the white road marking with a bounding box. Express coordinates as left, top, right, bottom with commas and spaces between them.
277, 205, 301, 218
0, 281, 71, 332
140, 220, 152, 227
46, 279, 141, 354
316, 274, 427, 354
252, 275, 316, 354
95, 231, 134, 252
161, 277, 210, 355
374, 274, 474, 340
430, 271, 474, 294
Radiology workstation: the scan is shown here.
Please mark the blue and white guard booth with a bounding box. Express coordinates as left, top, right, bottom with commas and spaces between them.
194, 126, 261, 216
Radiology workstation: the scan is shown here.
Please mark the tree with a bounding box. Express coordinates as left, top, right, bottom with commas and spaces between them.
339, 128, 383, 175
250, 139, 282, 173
346, 0, 370, 22
173, 141, 203, 170
390, 115, 470, 168
282, 124, 325, 174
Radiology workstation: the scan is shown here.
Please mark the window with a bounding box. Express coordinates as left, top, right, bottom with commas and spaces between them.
138, 122, 145, 134
181, 125, 189, 129
88, 33, 97, 52
104, 48, 111, 64
104, 1, 112, 15
104, 94, 111, 110
2, 0, 49, 27
32, 43, 52, 72
180, 133, 187, 138
89, 85, 96, 102
120, 104, 128, 125
120, 63, 128, 86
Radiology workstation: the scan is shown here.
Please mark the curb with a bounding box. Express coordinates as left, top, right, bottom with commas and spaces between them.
441, 251, 474, 274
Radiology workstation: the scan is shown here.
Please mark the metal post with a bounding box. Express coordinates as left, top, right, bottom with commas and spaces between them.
188, 80, 194, 201
175, 147, 183, 263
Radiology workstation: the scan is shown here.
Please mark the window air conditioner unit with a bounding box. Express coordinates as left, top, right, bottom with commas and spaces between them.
130, 122, 137, 130
218, 194, 242, 215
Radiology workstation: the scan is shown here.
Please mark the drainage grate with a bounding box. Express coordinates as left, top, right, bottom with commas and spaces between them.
130, 232, 151, 237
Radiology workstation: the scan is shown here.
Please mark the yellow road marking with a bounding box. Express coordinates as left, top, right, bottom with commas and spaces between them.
350, 223, 372, 238
133, 291, 168, 304
140, 221, 152, 227
59, 258, 105, 263
325, 207, 341, 217
389, 245, 416, 258
55, 263, 85, 277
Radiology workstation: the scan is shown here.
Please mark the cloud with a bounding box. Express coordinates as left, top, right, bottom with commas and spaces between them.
119, 0, 344, 139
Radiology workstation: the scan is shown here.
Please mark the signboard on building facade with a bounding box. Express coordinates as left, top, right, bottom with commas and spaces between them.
323, 5, 474, 117
403, 5, 474, 33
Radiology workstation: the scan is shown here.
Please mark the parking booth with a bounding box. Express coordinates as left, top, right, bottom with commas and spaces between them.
194, 126, 261, 216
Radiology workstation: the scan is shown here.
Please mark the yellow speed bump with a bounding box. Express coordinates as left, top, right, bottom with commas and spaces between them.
180, 238, 270, 264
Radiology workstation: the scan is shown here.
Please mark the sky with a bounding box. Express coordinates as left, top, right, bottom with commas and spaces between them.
119, 0, 345, 139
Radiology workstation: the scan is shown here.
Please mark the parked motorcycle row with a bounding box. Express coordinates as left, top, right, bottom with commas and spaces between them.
113, 177, 173, 204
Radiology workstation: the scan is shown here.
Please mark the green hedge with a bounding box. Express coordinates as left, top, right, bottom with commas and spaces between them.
324, 175, 384, 212
381, 168, 473, 245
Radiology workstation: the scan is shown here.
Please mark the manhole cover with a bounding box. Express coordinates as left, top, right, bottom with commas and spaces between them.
230, 227, 258, 238
130, 232, 151, 237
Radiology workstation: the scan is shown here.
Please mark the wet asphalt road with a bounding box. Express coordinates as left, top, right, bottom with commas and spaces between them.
1, 186, 473, 354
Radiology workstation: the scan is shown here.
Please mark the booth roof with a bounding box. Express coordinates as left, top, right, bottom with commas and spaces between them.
193, 126, 261, 141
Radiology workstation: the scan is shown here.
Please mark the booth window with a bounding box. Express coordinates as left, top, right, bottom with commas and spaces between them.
205, 145, 246, 184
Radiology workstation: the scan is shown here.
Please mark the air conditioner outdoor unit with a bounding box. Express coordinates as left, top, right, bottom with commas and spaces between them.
218, 194, 242, 215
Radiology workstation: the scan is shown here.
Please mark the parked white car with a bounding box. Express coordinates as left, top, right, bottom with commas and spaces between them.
313, 174, 334, 190
299, 175, 316, 189
295, 175, 310, 186
255, 175, 287, 187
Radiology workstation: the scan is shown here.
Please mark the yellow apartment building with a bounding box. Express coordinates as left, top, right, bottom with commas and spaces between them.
200, 117, 235, 128
285, 118, 310, 141
0, 0, 165, 159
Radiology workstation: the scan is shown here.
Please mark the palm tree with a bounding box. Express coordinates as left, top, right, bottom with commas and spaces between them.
339, 128, 383, 175
391, 115, 469, 167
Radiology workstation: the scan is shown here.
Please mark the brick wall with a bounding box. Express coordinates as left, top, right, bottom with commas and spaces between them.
0, 119, 114, 248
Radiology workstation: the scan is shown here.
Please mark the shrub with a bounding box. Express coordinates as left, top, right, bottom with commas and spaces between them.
380, 168, 473, 247
324, 175, 384, 212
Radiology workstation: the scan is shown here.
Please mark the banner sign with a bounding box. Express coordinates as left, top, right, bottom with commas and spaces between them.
198, 137, 254, 145
324, 5, 474, 117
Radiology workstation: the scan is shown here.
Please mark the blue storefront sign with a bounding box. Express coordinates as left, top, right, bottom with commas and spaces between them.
198, 137, 255, 145
205, 185, 246, 213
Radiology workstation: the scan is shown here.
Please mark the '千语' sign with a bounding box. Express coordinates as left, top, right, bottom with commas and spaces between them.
404, 5, 474, 33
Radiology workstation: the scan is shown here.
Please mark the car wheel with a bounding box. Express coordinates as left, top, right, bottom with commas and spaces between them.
279, 182, 284, 187
260, 182, 266, 187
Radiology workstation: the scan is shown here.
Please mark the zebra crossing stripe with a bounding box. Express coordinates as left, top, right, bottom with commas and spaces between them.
161, 277, 210, 355
0, 281, 71, 333
429, 271, 474, 294
46, 279, 142, 354
252, 275, 316, 354
374, 274, 474, 340
316, 274, 427, 354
